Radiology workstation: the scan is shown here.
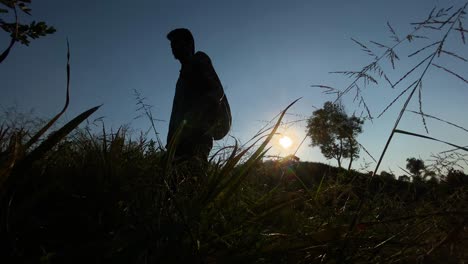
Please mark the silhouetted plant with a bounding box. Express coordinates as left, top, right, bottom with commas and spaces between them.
0, 42, 100, 261
310, 4, 468, 262
306, 101, 363, 169
0, 0, 56, 63
428, 151, 468, 175
444, 168, 468, 186
133, 89, 165, 151
313, 2, 468, 175
406, 157, 425, 177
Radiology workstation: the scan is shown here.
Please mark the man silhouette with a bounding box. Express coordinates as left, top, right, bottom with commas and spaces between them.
166, 28, 225, 164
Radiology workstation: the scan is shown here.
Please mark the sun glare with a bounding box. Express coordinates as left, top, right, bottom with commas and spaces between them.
279, 136, 293, 149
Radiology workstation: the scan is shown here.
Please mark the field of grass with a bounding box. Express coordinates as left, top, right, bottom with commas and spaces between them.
0, 114, 467, 263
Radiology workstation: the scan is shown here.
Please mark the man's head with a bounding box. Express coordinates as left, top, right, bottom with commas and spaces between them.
167, 28, 195, 63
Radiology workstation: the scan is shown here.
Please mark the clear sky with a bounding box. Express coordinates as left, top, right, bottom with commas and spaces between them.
1, 0, 467, 175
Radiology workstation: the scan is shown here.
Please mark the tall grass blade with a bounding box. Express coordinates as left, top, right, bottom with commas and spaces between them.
408, 41, 441, 57
378, 80, 418, 118
394, 129, 468, 152
407, 110, 468, 133
24, 40, 71, 150
432, 63, 468, 84
441, 49, 467, 62
459, 20, 466, 44
19, 105, 102, 168
216, 98, 301, 206
387, 21, 400, 42
202, 144, 257, 207
314, 173, 326, 200
392, 53, 432, 88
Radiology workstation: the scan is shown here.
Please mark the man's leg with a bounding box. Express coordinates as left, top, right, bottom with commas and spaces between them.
172, 136, 212, 188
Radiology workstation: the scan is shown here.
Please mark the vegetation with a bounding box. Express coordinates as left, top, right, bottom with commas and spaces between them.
0, 118, 467, 262
406, 157, 426, 178
1, 1, 467, 263
0, 0, 56, 63
306, 101, 363, 169
312, 2, 468, 175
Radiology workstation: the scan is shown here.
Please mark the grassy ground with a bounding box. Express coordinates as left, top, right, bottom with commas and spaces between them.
0, 122, 467, 263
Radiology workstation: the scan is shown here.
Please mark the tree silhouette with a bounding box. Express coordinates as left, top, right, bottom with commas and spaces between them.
406, 157, 425, 177
306, 101, 363, 168
0, 0, 56, 63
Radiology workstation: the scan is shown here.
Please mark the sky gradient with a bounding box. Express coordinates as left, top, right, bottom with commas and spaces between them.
1, 0, 467, 175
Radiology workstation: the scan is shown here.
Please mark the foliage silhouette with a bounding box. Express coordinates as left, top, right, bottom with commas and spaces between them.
0, 0, 56, 63
406, 157, 425, 177
306, 101, 363, 169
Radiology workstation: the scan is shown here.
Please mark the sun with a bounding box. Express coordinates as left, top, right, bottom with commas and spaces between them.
279, 135, 293, 149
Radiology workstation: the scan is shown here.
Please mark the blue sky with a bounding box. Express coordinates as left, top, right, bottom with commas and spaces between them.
1, 0, 467, 175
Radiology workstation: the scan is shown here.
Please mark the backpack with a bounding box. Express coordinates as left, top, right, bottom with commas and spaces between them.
211, 92, 231, 140
191, 52, 232, 140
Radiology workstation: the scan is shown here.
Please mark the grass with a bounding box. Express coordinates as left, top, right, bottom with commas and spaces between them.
0, 111, 467, 263
0, 2, 467, 263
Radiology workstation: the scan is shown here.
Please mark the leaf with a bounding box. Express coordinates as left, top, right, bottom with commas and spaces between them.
24, 40, 71, 149
408, 41, 441, 58
394, 129, 468, 152
17, 3, 31, 15
417, 81, 429, 133
360, 96, 373, 121
19, 105, 102, 169
387, 21, 400, 42
370, 40, 388, 49
387, 49, 399, 69
311, 85, 338, 94
0, 0, 15, 8
393, 53, 432, 88
378, 80, 417, 118
432, 63, 468, 84
441, 50, 467, 62
383, 72, 394, 88
351, 38, 375, 57
428, 6, 436, 19
2, 104, 101, 201
407, 110, 468, 133
330, 71, 378, 85
459, 20, 466, 44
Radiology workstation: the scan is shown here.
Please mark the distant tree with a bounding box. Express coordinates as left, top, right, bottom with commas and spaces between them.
444, 169, 468, 187
380, 170, 395, 181
398, 175, 410, 182
406, 157, 425, 178
306, 101, 363, 169
0, 0, 56, 63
